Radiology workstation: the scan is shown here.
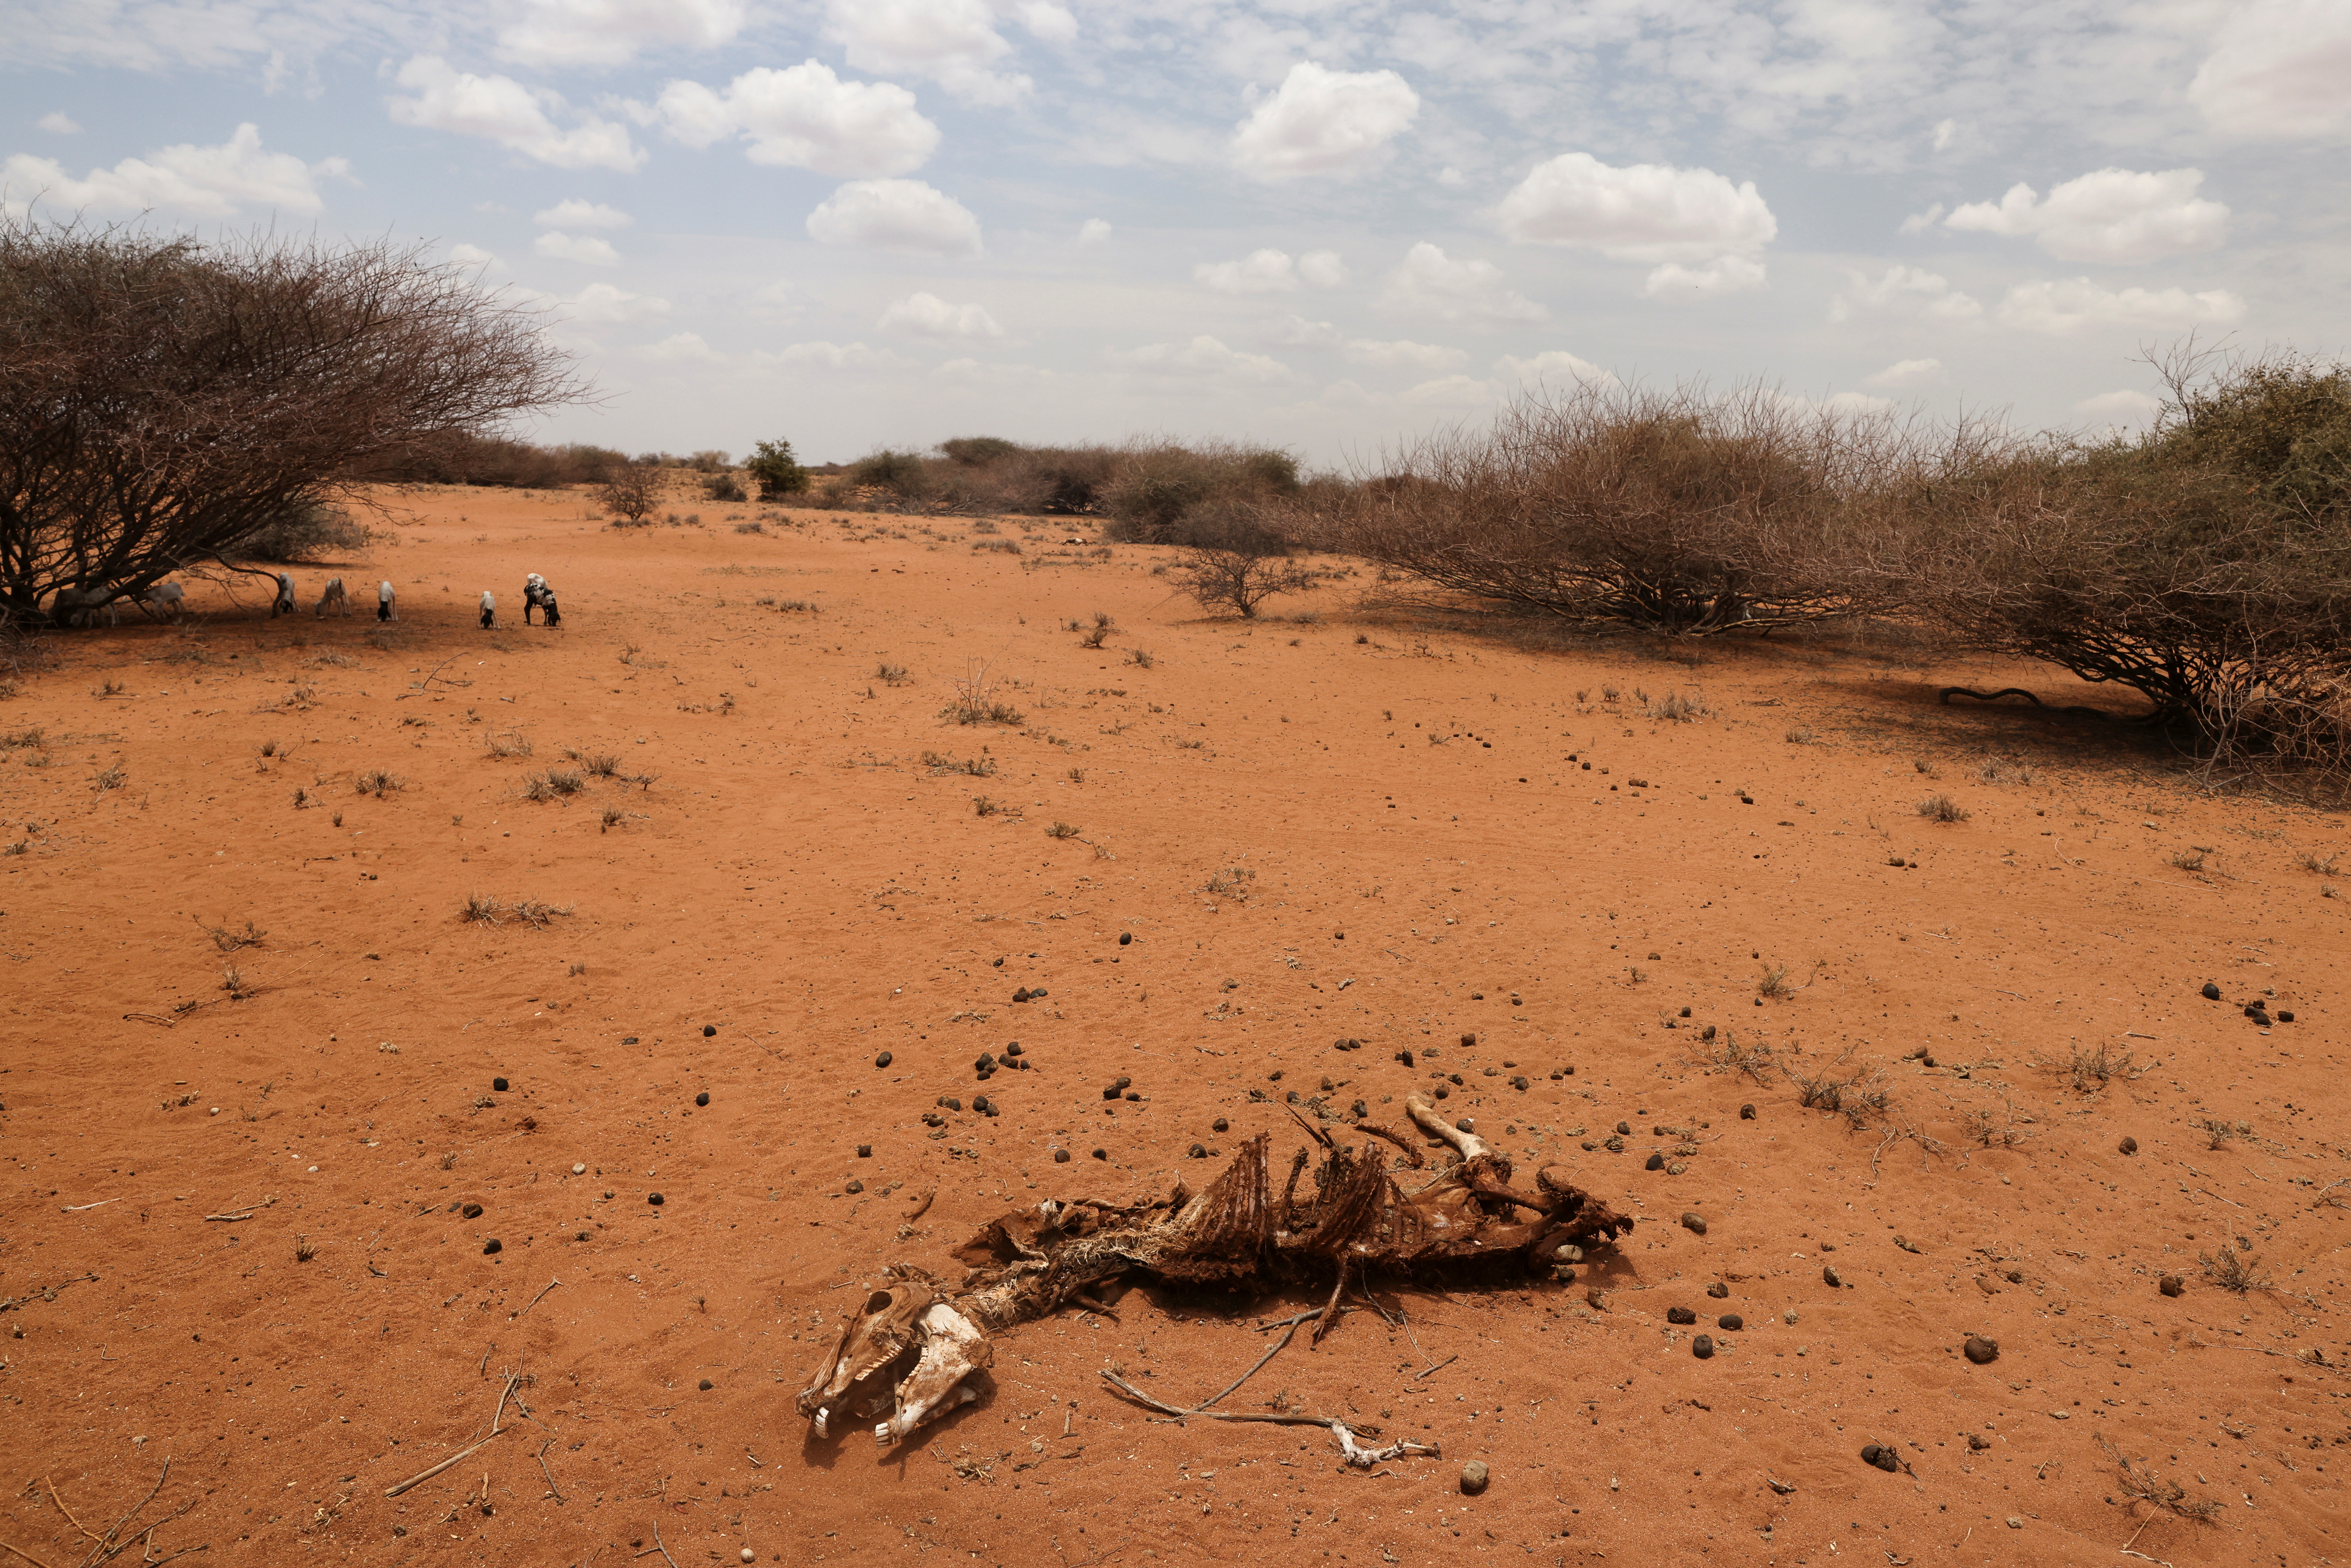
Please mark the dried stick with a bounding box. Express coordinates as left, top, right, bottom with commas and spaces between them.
649, 1522, 679, 1568
0, 1541, 57, 1568
519, 1278, 561, 1318
44, 1477, 99, 1543
1099, 1371, 1436, 1468
1193, 1321, 1301, 1411
535, 1439, 565, 1503
87, 1460, 174, 1564
383, 1374, 519, 1497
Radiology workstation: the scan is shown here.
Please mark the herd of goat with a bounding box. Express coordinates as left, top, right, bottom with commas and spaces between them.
53, 573, 561, 629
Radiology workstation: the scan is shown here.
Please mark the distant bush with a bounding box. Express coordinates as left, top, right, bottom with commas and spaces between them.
849, 449, 930, 496
237, 500, 371, 562
942, 436, 1022, 465
703, 473, 747, 502
1099, 441, 1302, 546
746, 438, 810, 500
599, 465, 660, 524
361, 433, 624, 488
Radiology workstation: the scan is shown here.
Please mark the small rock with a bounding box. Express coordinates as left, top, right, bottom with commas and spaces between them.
1739, 1103, 1755, 1120
1680, 1212, 1708, 1236
875, 1051, 892, 1068
703, 1024, 717, 1037
461, 1202, 484, 1219
1706, 1282, 1728, 1299
695, 1091, 710, 1107
1616, 1120, 1632, 1135
1119, 932, 1132, 946
492, 1077, 509, 1092
572, 1163, 586, 1175
845, 1180, 863, 1194
857, 1144, 872, 1158
1968, 1433, 1990, 1451
1014, 987, 1032, 1003
648, 1192, 664, 1206
1964, 1335, 1999, 1364
1054, 1149, 1071, 1164
1719, 1314, 1744, 1331
1823, 1265, 1842, 1288
1691, 1334, 1715, 1360
699, 1379, 713, 1391
2279, 1010, 2296, 1022
1090, 1148, 1107, 1160
2159, 1275, 2184, 1297
743, 1552, 757, 1564
1459, 1461, 1489, 1496
1213, 1117, 1229, 1132
2006, 1516, 2024, 1529
1190, 1143, 1207, 1158
1645, 1153, 1665, 1172
940, 1097, 963, 1112
1861, 1444, 1898, 1473
482, 1239, 502, 1255
2117, 1135, 2138, 1155
2201, 982, 2221, 1001
1667, 1306, 1696, 1325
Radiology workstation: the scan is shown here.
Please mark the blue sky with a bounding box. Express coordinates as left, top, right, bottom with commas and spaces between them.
7, 0, 2348, 465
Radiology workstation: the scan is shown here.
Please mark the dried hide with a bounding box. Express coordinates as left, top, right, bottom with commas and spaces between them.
798, 1092, 1630, 1449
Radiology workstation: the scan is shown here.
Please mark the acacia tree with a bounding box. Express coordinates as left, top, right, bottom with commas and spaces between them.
0, 218, 585, 624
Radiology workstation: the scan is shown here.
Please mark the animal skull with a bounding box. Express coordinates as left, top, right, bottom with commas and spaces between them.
796, 1276, 994, 1447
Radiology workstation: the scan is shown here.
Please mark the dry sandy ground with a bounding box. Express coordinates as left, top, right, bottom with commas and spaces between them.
3, 484, 2349, 1568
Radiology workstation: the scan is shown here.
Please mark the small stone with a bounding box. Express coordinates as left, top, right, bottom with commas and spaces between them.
1823, 1265, 1842, 1287
1616, 1120, 1632, 1135
1459, 1461, 1489, 1496
845, 1179, 863, 1194
857, 1144, 872, 1158
482, 1239, 502, 1255
1352, 1099, 1368, 1119
1460, 1032, 1476, 1048
2159, 1275, 2184, 1297
1102, 1085, 1121, 1100
1861, 1444, 1897, 1473
1706, 1282, 1728, 1299
492, 1077, 509, 1092
572, 1163, 586, 1175
1054, 1149, 1071, 1164
1667, 1306, 1697, 1325
1967, 1433, 1990, 1451
1213, 1117, 1229, 1132
648, 1192, 664, 1206
1964, 1335, 1999, 1364
2117, 1135, 2138, 1156
875, 1051, 892, 1068
940, 1097, 963, 1112
1691, 1334, 1715, 1360
1719, 1314, 1744, 1331
1645, 1153, 1665, 1171
462, 1202, 484, 1219
1680, 1212, 1708, 1236
2279, 1010, 2296, 1023
1090, 1148, 1107, 1160
1119, 932, 1132, 946
1014, 987, 1032, 1003
1739, 1103, 1756, 1120
1190, 1143, 1207, 1158
2006, 1516, 2024, 1529
1396, 1048, 1414, 1067
695, 1091, 710, 1107
743, 1552, 757, 1564
698, 1379, 713, 1391
2200, 982, 2221, 1001
703, 1024, 717, 1037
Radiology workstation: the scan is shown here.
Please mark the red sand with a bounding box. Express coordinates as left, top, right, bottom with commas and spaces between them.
3, 484, 2347, 1567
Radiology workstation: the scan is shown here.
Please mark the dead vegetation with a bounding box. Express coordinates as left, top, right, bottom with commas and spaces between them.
2101, 1437, 2224, 1522
2200, 1246, 2272, 1295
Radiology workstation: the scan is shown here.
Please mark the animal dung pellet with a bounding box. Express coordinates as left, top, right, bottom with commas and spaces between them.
940, 1097, 962, 1112
1004, 1041, 1023, 1056
482, 1238, 502, 1255
1396, 1048, 1415, 1067
1333, 930, 1345, 939
695, 1092, 710, 1107
1119, 932, 1132, 946
1822, 1265, 1843, 1288
1053, 1149, 1071, 1163
703, 1024, 717, 1037
699, 1379, 714, 1391
2159, 1275, 2184, 1297
1460, 1032, 1476, 1048
1456, 1118, 1475, 1133
1860, 1444, 1898, 1473
1458, 1461, 1489, 1496
1014, 988, 1033, 1003
1090, 1148, 1107, 1160
1212, 1117, 1229, 1132
1691, 1334, 1715, 1359
1707, 1282, 1728, 1299
2201, 982, 2221, 1000
2280, 1010, 2296, 1022
572, 1163, 586, 1175
1615, 1121, 1631, 1135
875, 1051, 892, 1068
1189, 1143, 1207, 1158
856, 1144, 872, 1158
1964, 1335, 1998, 1364
492, 1077, 509, 1092
461, 1202, 484, 1219
647, 1192, 665, 1206
1511, 1075, 1529, 1090
845, 1179, 864, 1194
1667, 1306, 1697, 1325
1351, 1098, 1368, 1118
2117, 1135, 2138, 1155
1645, 1153, 1665, 1172
1718, 1314, 1744, 1331
1740, 1103, 1756, 1119
1680, 1212, 1707, 1236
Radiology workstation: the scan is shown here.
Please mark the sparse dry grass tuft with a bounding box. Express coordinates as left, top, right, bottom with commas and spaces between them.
355, 769, 405, 797
1916, 793, 1969, 823
2199, 1246, 2272, 1295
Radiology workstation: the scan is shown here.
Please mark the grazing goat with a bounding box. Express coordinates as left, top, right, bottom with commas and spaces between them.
523, 573, 561, 627
479, 590, 496, 629
376, 580, 396, 622
314, 577, 348, 617
135, 582, 187, 619
54, 586, 115, 627
271, 574, 297, 617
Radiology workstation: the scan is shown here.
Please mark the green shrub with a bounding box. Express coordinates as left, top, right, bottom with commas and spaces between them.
745, 439, 810, 500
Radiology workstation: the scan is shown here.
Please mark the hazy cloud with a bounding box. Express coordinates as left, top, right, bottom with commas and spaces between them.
1380, 242, 1547, 325
389, 56, 643, 171
1106, 335, 1294, 383
497, 0, 743, 67
1232, 63, 1419, 179
878, 291, 1004, 340
2190, 0, 2351, 140
1997, 277, 2246, 334
535, 230, 620, 265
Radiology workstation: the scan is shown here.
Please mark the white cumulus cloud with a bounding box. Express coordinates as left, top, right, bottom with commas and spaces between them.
498, 0, 743, 67
1865, 357, 1947, 388
805, 178, 982, 259
1078, 218, 1111, 244
534, 198, 631, 228
1496, 152, 1776, 263
535, 230, 620, 266
389, 56, 642, 171
1297, 249, 1347, 287
1343, 338, 1466, 370
1231, 62, 1419, 179
878, 291, 1004, 340
1829, 265, 1982, 323
2190, 0, 2351, 140
646, 63, 938, 178
1996, 278, 2246, 334
826, 0, 1030, 106
37, 111, 81, 134
1106, 335, 1294, 383
2, 123, 347, 218
1379, 242, 1547, 325
1937, 168, 2229, 264
1496, 349, 1614, 386
1194, 248, 1302, 293
1642, 256, 1768, 299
